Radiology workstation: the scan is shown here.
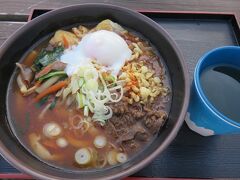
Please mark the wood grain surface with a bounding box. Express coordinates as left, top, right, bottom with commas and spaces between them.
0, 22, 24, 45
0, 0, 240, 178
1, 0, 240, 15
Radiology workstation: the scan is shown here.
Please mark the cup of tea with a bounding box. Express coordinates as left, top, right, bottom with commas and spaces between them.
186, 46, 240, 136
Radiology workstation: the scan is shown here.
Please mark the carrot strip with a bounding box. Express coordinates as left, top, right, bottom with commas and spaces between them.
65, 132, 92, 148
62, 35, 69, 48
34, 80, 68, 102
42, 140, 58, 150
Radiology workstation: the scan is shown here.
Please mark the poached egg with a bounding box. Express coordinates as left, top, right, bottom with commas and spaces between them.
60, 30, 132, 76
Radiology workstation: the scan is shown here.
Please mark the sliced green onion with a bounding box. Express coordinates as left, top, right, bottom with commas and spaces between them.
75, 148, 92, 165
93, 135, 107, 148
42, 122, 62, 138
76, 92, 85, 109
84, 68, 98, 80
107, 151, 117, 165
78, 78, 84, 88
62, 87, 71, 102
116, 153, 127, 163
84, 106, 89, 116
86, 99, 94, 113
71, 76, 80, 94
85, 79, 98, 93
56, 137, 68, 148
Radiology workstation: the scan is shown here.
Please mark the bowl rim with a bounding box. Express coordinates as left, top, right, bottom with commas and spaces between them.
0, 3, 190, 180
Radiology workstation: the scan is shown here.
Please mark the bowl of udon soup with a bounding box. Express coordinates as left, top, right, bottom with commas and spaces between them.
0, 4, 189, 180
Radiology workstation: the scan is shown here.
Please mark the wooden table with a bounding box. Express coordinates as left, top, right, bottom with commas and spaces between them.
1, 0, 240, 179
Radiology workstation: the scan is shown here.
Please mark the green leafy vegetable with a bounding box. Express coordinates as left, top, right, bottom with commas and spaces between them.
24, 112, 30, 131
35, 96, 49, 108
50, 97, 57, 110
38, 71, 67, 81
15, 112, 30, 135
32, 45, 64, 71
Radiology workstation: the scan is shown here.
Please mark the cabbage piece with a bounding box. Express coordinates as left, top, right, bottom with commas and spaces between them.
95, 19, 127, 34
50, 30, 78, 46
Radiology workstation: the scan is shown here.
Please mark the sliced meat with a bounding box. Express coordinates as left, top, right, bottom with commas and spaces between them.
121, 139, 140, 154
143, 111, 167, 134
121, 33, 138, 43
103, 121, 118, 139
45, 44, 54, 51
106, 84, 168, 152
110, 100, 128, 115
110, 102, 144, 119
133, 124, 150, 142
116, 123, 149, 144
135, 131, 149, 141
116, 131, 135, 144
139, 55, 150, 61
35, 61, 66, 79
130, 103, 145, 119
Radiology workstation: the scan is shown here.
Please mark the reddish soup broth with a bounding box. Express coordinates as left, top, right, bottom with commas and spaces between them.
9, 89, 118, 169
7, 20, 171, 170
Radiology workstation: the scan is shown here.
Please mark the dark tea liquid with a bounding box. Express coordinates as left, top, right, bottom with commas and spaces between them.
200, 64, 240, 122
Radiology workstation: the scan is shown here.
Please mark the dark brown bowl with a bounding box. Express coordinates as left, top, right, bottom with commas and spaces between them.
0, 3, 189, 180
